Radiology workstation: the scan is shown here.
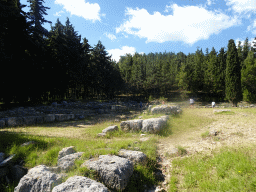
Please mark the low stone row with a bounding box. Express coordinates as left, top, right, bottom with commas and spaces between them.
14, 146, 148, 192
0, 114, 75, 128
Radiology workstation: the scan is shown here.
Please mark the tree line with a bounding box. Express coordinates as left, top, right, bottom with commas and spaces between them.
0, 0, 123, 104
118, 38, 256, 105
1, 0, 256, 106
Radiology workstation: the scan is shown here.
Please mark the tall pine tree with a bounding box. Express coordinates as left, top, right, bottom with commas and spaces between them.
225, 39, 242, 106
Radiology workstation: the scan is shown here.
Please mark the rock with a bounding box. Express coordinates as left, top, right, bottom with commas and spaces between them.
58, 146, 76, 160
36, 116, 44, 124
52, 176, 109, 192
213, 109, 231, 113
148, 105, 153, 112
14, 165, 64, 192
102, 125, 118, 134
6, 117, 23, 127
10, 165, 28, 182
62, 101, 68, 106
0, 152, 4, 162
44, 114, 55, 122
97, 133, 106, 137
0, 119, 5, 128
58, 152, 84, 171
67, 114, 75, 120
52, 102, 58, 107
120, 119, 143, 132
55, 114, 68, 122
142, 117, 168, 133
21, 141, 36, 147
0, 154, 15, 167
151, 105, 179, 115
22, 116, 36, 125
85, 155, 134, 191
118, 149, 147, 164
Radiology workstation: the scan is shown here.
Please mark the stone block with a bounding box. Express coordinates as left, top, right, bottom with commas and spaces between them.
58, 152, 84, 171
44, 114, 55, 123
142, 117, 168, 133
120, 119, 143, 132
118, 149, 147, 164
55, 114, 68, 122
23, 116, 36, 125
0, 119, 5, 128
85, 155, 133, 191
14, 165, 64, 192
58, 146, 76, 160
52, 176, 109, 192
36, 116, 44, 124
6, 117, 23, 127
102, 125, 118, 133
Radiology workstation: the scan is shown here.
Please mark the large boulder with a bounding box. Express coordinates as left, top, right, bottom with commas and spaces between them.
85, 155, 133, 191
120, 119, 143, 132
52, 176, 109, 192
58, 146, 76, 160
118, 149, 147, 165
14, 165, 64, 192
58, 152, 84, 171
141, 116, 168, 133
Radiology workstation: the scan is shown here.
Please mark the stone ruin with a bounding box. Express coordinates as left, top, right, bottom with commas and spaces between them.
12, 146, 148, 192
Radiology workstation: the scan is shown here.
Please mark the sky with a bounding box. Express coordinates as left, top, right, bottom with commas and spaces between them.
20, 0, 256, 62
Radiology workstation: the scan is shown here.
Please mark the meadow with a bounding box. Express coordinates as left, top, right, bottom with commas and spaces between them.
1, 102, 256, 191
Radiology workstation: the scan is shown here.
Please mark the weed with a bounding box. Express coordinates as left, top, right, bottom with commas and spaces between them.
201, 131, 209, 138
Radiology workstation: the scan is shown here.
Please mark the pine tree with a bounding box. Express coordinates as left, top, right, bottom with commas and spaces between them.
241, 50, 256, 102
225, 39, 242, 106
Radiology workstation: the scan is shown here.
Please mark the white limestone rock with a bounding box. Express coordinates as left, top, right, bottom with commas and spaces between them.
52, 176, 109, 192
14, 165, 64, 192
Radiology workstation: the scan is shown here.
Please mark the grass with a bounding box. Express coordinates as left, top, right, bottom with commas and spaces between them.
169, 146, 256, 192
0, 112, 163, 192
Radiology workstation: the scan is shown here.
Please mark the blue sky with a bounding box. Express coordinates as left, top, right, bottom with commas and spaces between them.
20, 0, 256, 62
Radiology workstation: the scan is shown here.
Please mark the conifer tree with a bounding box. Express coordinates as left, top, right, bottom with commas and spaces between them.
241, 50, 256, 102
225, 39, 242, 106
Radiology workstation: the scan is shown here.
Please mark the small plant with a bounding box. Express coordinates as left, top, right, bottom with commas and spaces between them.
148, 95, 154, 102
177, 146, 187, 156
201, 131, 209, 138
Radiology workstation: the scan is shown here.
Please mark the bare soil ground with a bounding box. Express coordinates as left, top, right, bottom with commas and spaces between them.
157, 107, 256, 191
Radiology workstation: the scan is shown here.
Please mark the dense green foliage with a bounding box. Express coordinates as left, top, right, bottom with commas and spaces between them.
225, 39, 242, 106
1, 0, 256, 104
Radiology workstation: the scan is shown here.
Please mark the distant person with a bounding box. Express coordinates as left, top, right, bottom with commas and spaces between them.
190, 98, 194, 108
212, 101, 216, 108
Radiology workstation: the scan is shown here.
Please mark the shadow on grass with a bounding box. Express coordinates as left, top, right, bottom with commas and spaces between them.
0, 131, 50, 163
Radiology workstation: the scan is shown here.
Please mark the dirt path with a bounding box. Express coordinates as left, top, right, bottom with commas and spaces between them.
156, 108, 256, 191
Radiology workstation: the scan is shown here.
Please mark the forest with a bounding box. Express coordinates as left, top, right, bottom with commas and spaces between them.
1, 0, 256, 106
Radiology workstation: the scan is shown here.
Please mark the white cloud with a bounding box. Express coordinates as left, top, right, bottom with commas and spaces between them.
107, 46, 136, 62
116, 4, 240, 45
54, 0, 102, 22
225, 0, 256, 14
54, 10, 64, 16
247, 20, 256, 34
207, 0, 213, 6
104, 33, 117, 41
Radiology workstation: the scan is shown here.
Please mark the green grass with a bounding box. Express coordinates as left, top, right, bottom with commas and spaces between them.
169, 146, 256, 192
0, 116, 161, 192
215, 111, 235, 115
